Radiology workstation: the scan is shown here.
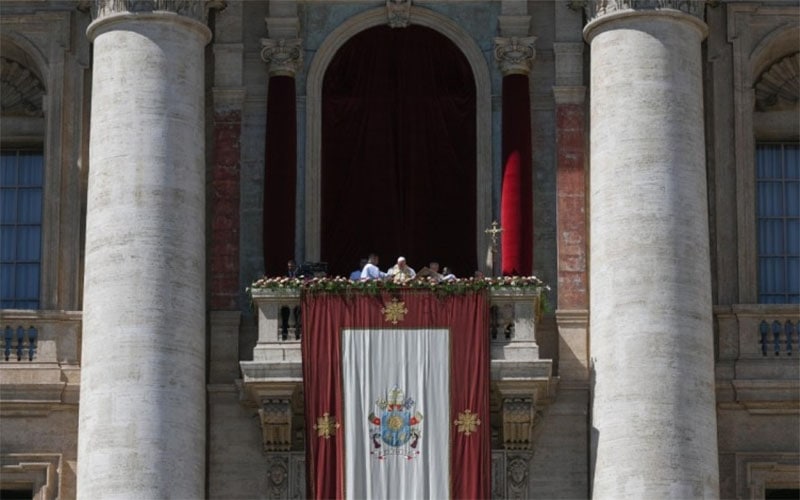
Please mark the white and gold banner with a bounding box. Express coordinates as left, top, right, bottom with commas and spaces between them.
341, 328, 450, 499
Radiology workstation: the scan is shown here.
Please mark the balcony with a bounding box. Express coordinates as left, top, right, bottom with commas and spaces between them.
240, 284, 554, 453
715, 304, 800, 412
0, 310, 81, 415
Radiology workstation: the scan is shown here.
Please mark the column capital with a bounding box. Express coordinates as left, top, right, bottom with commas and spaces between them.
585, 0, 709, 23
494, 36, 537, 76
91, 0, 224, 23
261, 38, 303, 77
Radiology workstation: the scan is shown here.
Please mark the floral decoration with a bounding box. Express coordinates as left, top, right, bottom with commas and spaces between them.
248, 274, 549, 297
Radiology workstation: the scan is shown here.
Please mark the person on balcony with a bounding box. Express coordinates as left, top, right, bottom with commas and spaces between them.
360, 253, 387, 280
387, 256, 416, 283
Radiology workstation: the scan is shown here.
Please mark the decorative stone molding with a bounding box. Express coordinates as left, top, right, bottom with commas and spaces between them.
507, 453, 532, 498
587, 0, 708, 21
755, 52, 799, 111
91, 0, 224, 22
386, 0, 412, 29
259, 398, 293, 452
494, 36, 537, 76
502, 397, 536, 450
0, 58, 44, 117
491, 451, 505, 498
266, 455, 289, 498
261, 453, 306, 499
260, 38, 303, 77
0, 453, 61, 499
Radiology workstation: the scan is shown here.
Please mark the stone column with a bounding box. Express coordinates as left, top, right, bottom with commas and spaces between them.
584, 2, 719, 498
78, 2, 211, 498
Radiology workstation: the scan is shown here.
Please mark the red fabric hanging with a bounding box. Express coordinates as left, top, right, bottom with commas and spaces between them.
301, 291, 491, 499
321, 26, 477, 277
263, 75, 297, 276
501, 149, 522, 275
500, 74, 533, 275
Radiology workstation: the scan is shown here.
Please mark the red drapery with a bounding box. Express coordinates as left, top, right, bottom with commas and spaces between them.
302, 291, 491, 499
263, 75, 297, 276
321, 26, 477, 277
500, 74, 533, 276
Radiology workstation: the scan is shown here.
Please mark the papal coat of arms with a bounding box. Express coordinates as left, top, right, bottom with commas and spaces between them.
367, 387, 423, 460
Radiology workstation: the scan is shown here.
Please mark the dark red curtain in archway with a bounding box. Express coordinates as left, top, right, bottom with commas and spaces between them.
322, 26, 476, 277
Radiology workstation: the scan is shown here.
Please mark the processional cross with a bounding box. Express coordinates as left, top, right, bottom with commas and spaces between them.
484, 221, 502, 275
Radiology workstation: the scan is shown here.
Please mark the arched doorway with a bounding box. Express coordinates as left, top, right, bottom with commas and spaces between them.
320, 25, 477, 277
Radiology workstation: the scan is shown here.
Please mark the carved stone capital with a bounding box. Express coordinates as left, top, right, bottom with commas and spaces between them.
386, 0, 412, 29
494, 36, 537, 76
587, 0, 708, 23
91, 0, 224, 23
261, 38, 303, 77
259, 398, 293, 452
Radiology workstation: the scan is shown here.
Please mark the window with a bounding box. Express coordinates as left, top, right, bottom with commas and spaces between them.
757, 143, 800, 304
0, 149, 43, 309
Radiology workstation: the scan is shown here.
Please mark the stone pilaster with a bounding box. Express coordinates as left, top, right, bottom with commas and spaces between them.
78, 3, 212, 498
584, 3, 719, 497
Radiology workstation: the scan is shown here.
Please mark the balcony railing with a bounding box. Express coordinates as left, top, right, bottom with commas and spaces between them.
0, 309, 82, 406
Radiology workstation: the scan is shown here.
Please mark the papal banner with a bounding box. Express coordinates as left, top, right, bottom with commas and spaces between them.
301, 290, 490, 499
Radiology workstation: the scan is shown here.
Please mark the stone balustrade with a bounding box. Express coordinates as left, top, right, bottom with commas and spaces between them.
0, 310, 81, 407
715, 304, 800, 411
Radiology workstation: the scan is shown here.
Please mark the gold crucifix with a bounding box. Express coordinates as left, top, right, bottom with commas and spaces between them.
485, 221, 502, 250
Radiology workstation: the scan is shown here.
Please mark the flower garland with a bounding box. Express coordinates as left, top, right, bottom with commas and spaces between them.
248, 275, 549, 296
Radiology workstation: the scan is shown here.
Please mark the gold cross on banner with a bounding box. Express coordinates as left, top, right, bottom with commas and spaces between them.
313, 412, 340, 439
454, 409, 481, 436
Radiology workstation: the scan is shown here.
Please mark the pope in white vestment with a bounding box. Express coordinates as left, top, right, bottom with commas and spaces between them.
387, 256, 416, 283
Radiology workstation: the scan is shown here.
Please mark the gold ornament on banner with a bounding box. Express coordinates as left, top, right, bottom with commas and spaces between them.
454, 409, 481, 436
381, 298, 408, 325
313, 412, 340, 439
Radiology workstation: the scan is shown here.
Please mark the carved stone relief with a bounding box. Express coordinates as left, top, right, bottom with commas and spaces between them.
266, 456, 289, 499
386, 0, 411, 28
261, 38, 304, 77
587, 0, 707, 20
755, 52, 799, 111
507, 453, 532, 499
92, 0, 218, 21
494, 37, 537, 76
0, 58, 44, 117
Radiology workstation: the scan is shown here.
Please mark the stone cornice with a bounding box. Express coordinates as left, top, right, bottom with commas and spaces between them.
494, 36, 537, 76
91, 0, 225, 23
261, 38, 303, 77
586, 0, 708, 22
